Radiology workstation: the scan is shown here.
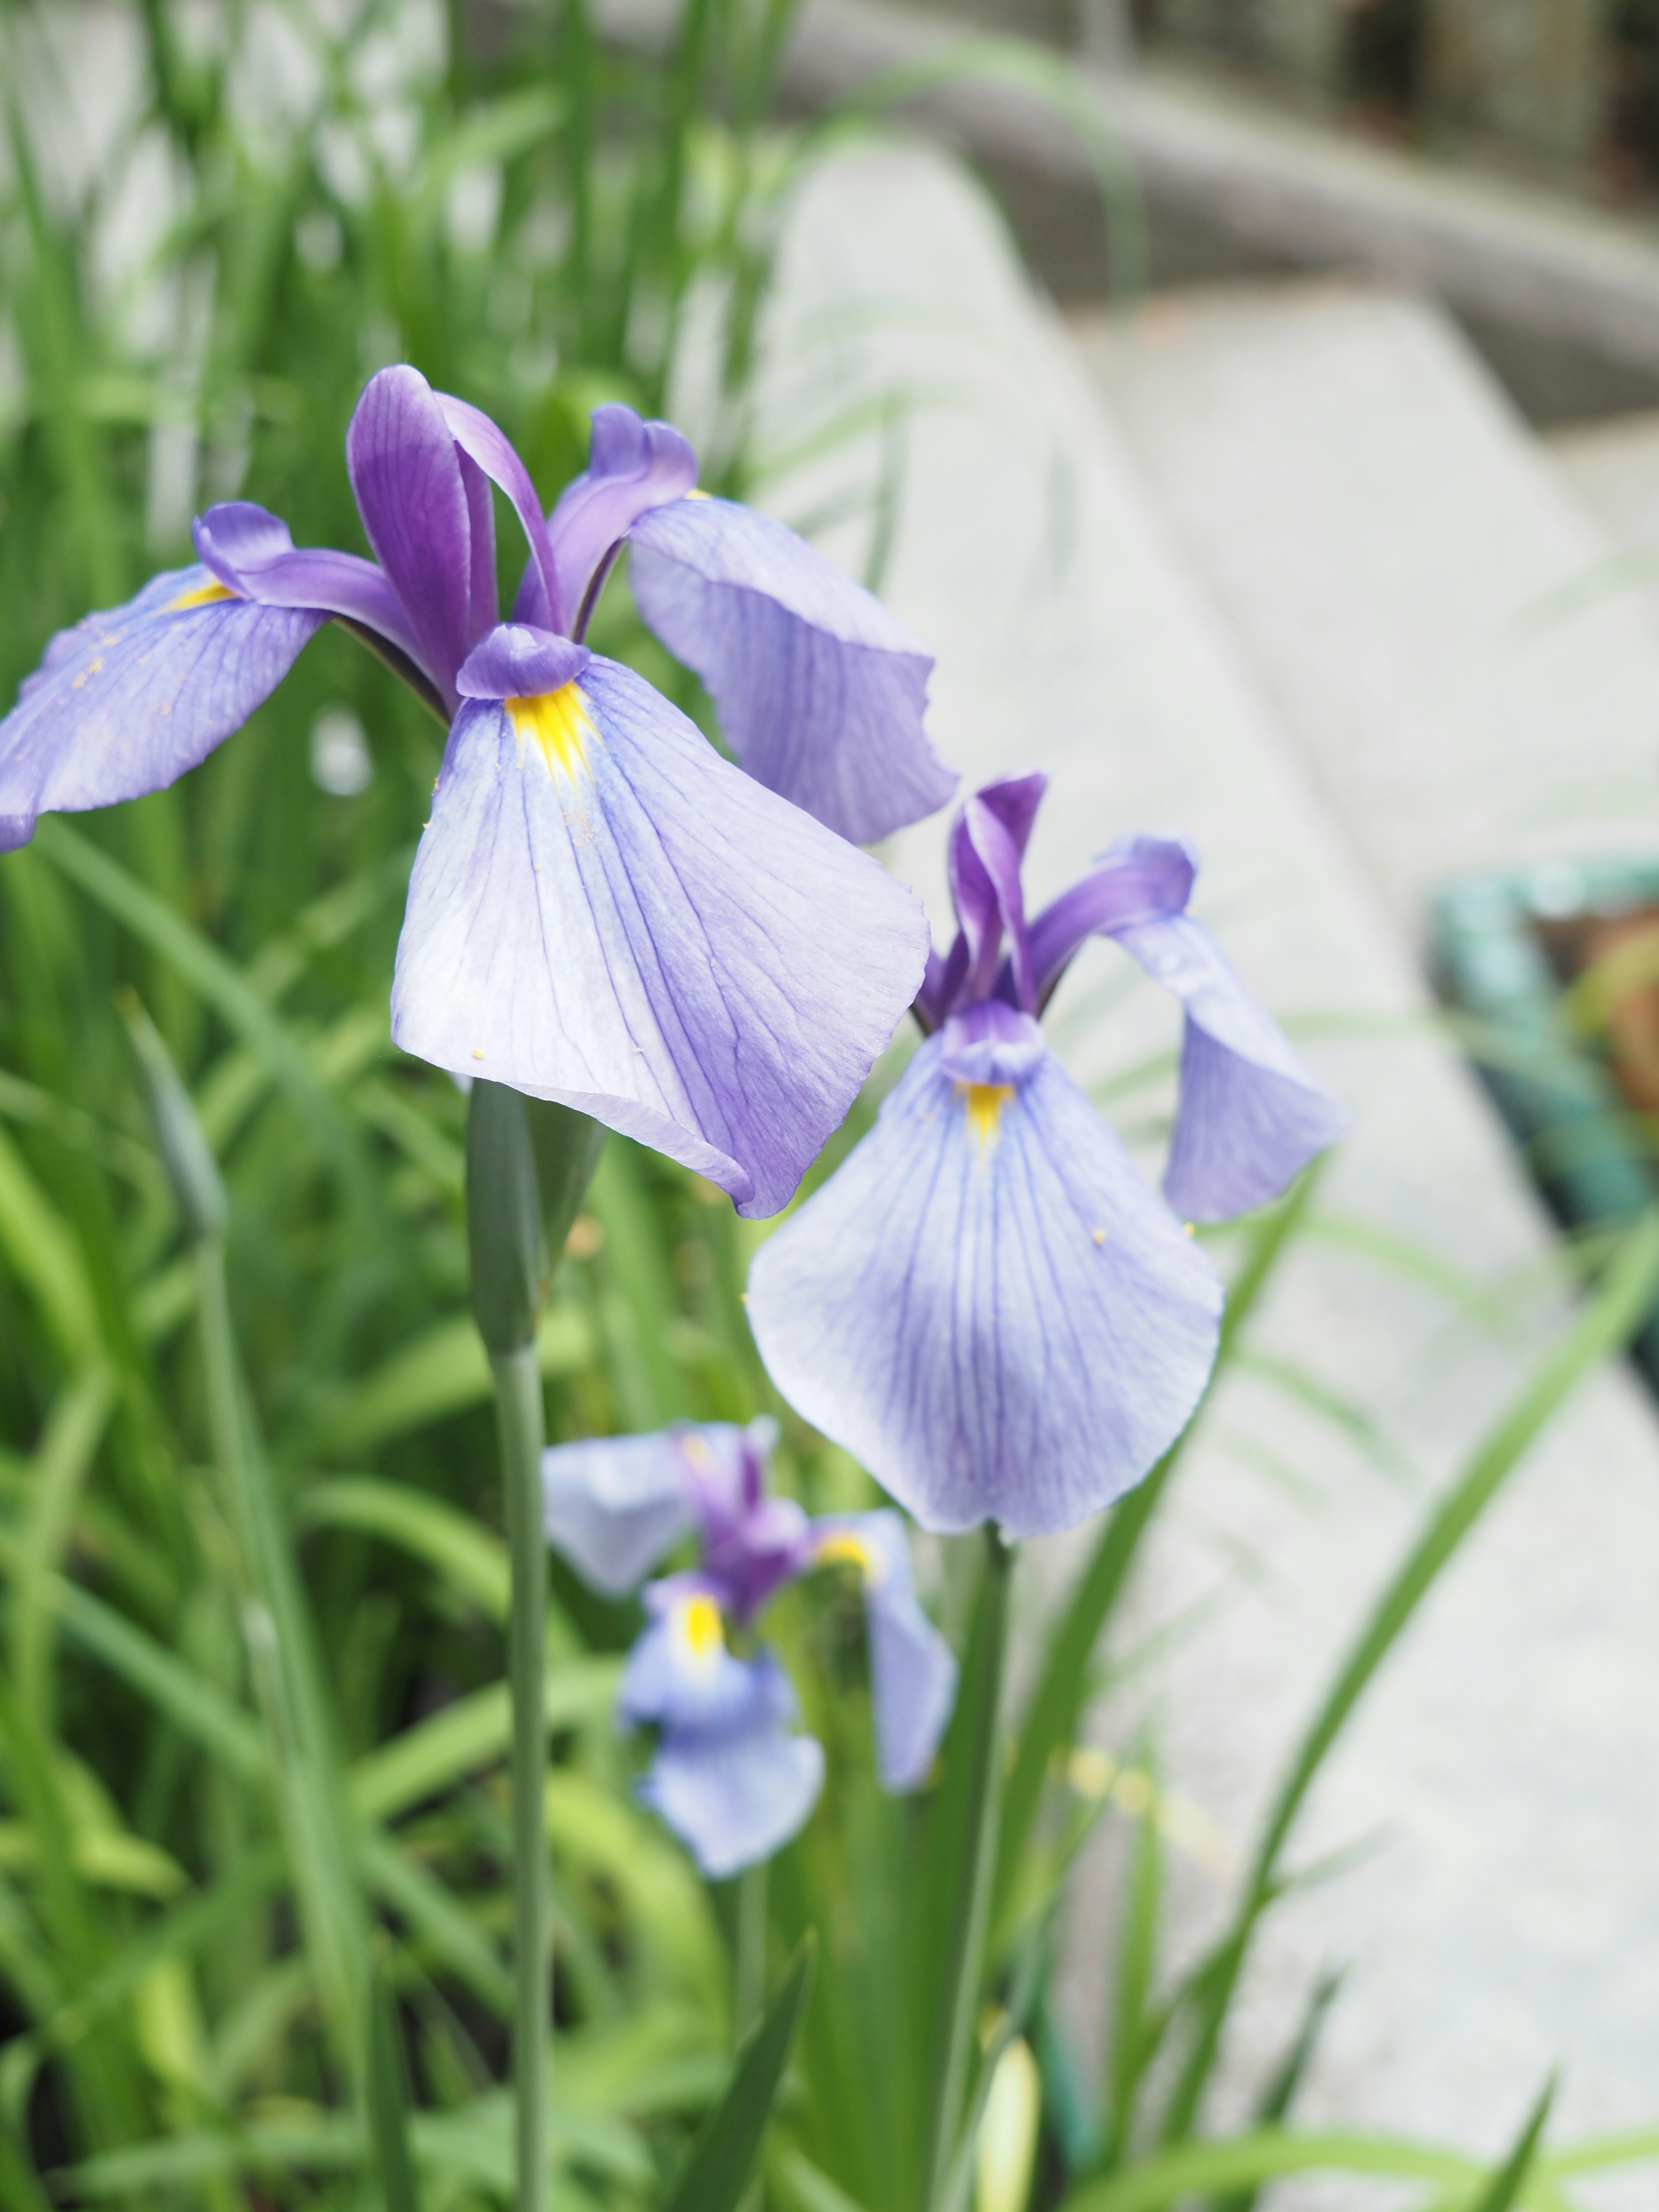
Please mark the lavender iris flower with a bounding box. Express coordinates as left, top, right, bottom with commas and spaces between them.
543, 1417, 957, 1876
745, 773, 1352, 1540
0, 368, 953, 1215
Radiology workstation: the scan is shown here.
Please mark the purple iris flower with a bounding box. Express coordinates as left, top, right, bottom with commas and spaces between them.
543, 1417, 957, 1876
745, 773, 1352, 1540
0, 368, 954, 1216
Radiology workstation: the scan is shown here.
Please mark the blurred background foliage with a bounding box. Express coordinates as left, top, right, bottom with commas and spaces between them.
4, 3, 1659, 2210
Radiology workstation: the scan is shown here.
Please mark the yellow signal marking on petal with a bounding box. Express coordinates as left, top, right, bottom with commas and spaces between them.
507, 682, 594, 780
817, 1530, 880, 1583
957, 1081, 1014, 1152
680, 1595, 724, 1659
167, 579, 236, 612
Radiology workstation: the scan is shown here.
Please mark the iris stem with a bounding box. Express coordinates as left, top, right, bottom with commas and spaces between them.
494, 1340, 551, 2212
735, 1856, 769, 2044
922, 1526, 1013, 2212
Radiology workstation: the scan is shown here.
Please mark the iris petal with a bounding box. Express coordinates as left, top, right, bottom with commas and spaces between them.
814, 1512, 957, 1790
542, 1432, 696, 1597
0, 567, 322, 854
640, 1655, 824, 1878
1111, 912, 1351, 1220
534, 405, 698, 635
747, 1033, 1224, 1539
346, 365, 478, 703
390, 655, 929, 1217
628, 495, 957, 844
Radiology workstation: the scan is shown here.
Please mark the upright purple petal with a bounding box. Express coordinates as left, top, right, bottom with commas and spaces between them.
438, 392, 561, 637
628, 495, 957, 844
746, 1027, 1223, 1540
1027, 835, 1196, 1011
346, 365, 477, 705
950, 776, 1047, 1011
1112, 912, 1351, 1219
814, 1513, 957, 1790
677, 1419, 810, 1621
390, 648, 929, 1217
534, 405, 698, 636
542, 1432, 697, 1597
0, 567, 322, 853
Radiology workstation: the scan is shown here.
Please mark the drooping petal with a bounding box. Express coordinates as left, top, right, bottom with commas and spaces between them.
813, 1512, 957, 1790
390, 646, 930, 1217
541, 1432, 696, 1597
1112, 912, 1351, 1219
532, 405, 698, 636
628, 495, 956, 845
194, 504, 426, 673
0, 566, 323, 854
638, 1651, 824, 1878
746, 1029, 1224, 1540
346, 365, 478, 703
1027, 834, 1196, 1010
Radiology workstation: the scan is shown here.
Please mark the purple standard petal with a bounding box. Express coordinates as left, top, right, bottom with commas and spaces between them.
0, 566, 323, 853
1027, 834, 1197, 1011
346, 365, 479, 705
814, 1512, 957, 1790
1112, 911, 1351, 1220
676, 1419, 810, 1622
746, 1018, 1224, 1540
628, 495, 957, 845
949, 775, 1048, 1011
390, 649, 929, 1217
438, 392, 562, 637
531, 405, 699, 636
542, 1432, 697, 1597
639, 1652, 824, 1879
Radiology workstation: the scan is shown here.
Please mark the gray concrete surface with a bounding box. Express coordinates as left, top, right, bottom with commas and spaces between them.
1073, 280, 1659, 938
727, 140, 1659, 2199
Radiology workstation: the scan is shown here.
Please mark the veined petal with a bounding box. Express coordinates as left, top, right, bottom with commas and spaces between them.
390, 655, 930, 1217
534, 405, 698, 637
1114, 912, 1351, 1219
1027, 834, 1197, 1011
0, 566, 322, 853
439, 392, 562, 637
620, 1576, 752, 1730
628, 495, 957, 844
813, 1512, 957, 1791
194, 504, 427, 674
747, 1032, 1224, 1540
346, 365, 477, 703
542, 1431, 696, 1597
638, 1651, 824, 1878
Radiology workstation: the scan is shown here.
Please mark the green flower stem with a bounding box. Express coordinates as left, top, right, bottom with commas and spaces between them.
494, 1338, 551, 2212
467, 1080, 605, 2212
735, 1856, 769, 2044
922, 1526, 1014, 2212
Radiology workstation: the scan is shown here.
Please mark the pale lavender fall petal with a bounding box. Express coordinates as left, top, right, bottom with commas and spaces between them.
0, 566, 323, 853
814, 1511, 957, 1790
1111, 910, 1352, 1219
639, 1653, 825, 1878
628, 494, 956, 844
541, 1432, 696, 1597
746, 1029, 1223, 1539
390, 654, 929, 1217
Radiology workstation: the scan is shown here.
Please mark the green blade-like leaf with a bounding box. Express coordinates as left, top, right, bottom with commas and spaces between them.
663, 1932, 816, 2212
1471, 2077, 1556, 2212
365, 1963, 420, 2212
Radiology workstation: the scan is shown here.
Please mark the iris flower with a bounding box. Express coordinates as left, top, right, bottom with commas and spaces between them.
543, 1417, 957, 1875
0, 371, 954, 1215
746, 773, 1351, 1539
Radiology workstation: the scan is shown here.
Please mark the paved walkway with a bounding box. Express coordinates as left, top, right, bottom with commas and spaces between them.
733, 140, 1659, 2190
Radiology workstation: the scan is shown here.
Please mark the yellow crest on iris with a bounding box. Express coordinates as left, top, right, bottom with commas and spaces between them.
816, 1529, 881, 1583
508, 681, 593, 779
676, 1593, 725, 1663
168, 579, 236, 612
957, 1081, 1014, 1152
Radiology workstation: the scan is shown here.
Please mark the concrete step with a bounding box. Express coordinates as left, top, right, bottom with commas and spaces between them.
1071, 277, 1659, 941
734, 140, 1659, 2182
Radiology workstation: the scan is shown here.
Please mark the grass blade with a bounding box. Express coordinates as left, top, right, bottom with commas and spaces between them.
664, 1932, 817, 2212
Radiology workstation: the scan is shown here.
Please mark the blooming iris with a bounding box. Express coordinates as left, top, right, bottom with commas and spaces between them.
0, 371, 955, 1215
543, 1417, 957, 1876
745, 773, 1351, 1539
